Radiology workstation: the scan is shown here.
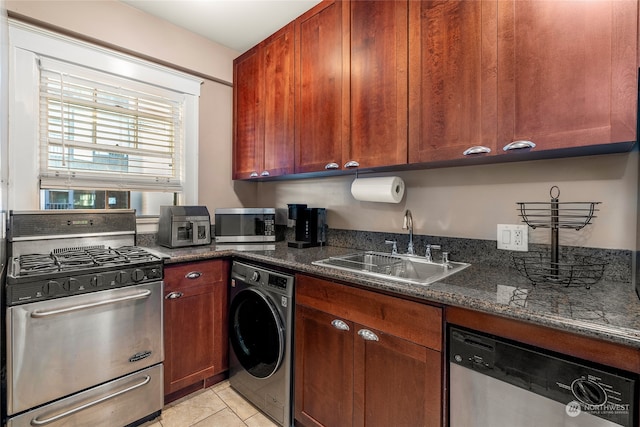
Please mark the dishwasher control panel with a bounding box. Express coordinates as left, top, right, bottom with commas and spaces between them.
449, 326, 637, 426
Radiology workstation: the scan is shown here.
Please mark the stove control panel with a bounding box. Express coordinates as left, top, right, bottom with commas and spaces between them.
6, 264, 164, 305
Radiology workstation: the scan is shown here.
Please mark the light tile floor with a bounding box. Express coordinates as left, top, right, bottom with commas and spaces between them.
142, 381, 279, 427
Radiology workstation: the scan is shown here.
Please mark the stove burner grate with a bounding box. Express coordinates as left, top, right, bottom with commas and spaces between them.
18, 254, 58, 275
14, 246, 159, 277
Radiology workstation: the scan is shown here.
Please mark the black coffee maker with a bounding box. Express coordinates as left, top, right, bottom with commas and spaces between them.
287, 204, 327, 248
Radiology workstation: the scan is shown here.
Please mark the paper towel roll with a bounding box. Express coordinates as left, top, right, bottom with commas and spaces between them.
350, 176, 405, 203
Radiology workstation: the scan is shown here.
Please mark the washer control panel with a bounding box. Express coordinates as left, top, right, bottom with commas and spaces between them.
231, 261, 294, 297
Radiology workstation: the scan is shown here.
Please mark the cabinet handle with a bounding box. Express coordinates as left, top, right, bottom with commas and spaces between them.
331, 319, 350, 331
462, 146, 491, 155
357, 329, 379, 341
325, 162, 340, 170
260, 170, 270, 177
165, 291, 183, 299
344, 160, 360, 168
503, 140, 536, 151
249, 172, 259, 178
185, 271, 202, 279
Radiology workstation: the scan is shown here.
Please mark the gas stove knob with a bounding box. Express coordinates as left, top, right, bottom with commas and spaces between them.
63, 278, 80, 292
131, 269, 145, 282
43, 280, 61, 296
115, 271, 129, 285
147, 268, 162, 280
90, 274, 104, 287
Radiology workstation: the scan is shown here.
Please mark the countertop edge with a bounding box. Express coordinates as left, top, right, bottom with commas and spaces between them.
154, 245, 640, 350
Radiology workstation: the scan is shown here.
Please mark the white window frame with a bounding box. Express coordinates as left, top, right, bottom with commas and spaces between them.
8, 20, 201, 214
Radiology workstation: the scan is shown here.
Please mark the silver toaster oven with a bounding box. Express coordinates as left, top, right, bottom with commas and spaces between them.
158, 205, 211, 248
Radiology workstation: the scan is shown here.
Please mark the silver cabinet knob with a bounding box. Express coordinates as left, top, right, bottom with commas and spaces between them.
462, 146, 491, 155
260, 170, 270, 177
325, 162, 340, 170
331, 319, 350, 331
503, 140, 536, 151
344, 160, 360, 168
357, 329, 379, 341
249, 172, 259, 178
165, 291, 183, 299
185, 271, 202, 279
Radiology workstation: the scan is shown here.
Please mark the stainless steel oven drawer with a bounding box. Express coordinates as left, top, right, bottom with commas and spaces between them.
7, 282, 164, 415
7, 364, 163, 427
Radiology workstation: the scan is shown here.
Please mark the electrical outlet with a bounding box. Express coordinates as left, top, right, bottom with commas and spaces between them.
497, 224, 528, 251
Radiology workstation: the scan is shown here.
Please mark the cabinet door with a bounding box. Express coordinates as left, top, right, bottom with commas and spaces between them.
164, 260, 229, 396
233, 46, 263, 179
349, 0, 408, 168
262, 23, 295, 178
353, 326, 441, 427
409, 0, 498, 162
295, 0, 350, 174
295, 304, 354, 427
497, 0, 638, 152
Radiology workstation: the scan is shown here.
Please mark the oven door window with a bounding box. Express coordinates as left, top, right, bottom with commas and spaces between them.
229, 288, 285, 379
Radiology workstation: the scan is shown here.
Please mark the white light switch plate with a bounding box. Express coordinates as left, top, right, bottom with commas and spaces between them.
497, 224, 528, 251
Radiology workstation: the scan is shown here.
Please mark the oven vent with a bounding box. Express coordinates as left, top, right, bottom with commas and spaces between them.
52, 245, 105, 254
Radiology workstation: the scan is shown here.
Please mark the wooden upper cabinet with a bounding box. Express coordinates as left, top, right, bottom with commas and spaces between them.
233, 24, 294, 179
233, 46, 262, 179
409, 0, 498, 163
348, 0, 408, 169
496, 0, 638, 153
263, 24, 295, 177
235, 0, 638, 180
295, 0, 350, 174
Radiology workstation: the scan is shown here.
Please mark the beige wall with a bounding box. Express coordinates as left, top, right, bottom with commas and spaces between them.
6, 0, 639, 251
198, 80, 257, 211
258, 151, 638, 251
6, 0, 237, 83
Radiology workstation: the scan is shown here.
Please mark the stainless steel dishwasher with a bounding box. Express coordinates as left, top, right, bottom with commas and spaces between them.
449, 326, 637, 427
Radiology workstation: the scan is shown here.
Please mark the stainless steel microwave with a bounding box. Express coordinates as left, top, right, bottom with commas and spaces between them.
214, 208, 276, 243
158, 206, 211, 248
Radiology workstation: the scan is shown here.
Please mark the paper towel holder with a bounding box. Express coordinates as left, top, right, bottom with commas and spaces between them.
350, 176, 405, 203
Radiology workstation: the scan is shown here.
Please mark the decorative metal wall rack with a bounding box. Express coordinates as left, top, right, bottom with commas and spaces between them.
512, 186, 605, 289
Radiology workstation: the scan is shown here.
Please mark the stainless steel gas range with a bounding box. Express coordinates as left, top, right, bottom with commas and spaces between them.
4, 210, 164, 427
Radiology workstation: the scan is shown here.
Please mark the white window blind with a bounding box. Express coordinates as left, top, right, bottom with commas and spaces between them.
38, 57, 185, 192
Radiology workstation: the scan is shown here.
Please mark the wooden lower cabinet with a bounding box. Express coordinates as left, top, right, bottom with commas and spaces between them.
295, 275, 442, 427
295, 305, 354, 426
163, 259, 229, 402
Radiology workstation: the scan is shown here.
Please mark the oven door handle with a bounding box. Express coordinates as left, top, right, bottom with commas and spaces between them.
30, 290, 152, 318
30, 375, 151, 426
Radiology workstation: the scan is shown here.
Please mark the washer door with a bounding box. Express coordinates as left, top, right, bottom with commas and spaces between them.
229, 287, 285, 379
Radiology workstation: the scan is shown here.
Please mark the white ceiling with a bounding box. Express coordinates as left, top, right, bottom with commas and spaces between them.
121, 0, 321, 53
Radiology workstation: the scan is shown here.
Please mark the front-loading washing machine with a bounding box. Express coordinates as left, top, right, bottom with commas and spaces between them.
228, 261, 294, 427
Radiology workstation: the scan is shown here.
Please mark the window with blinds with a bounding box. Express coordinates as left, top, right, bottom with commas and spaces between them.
39, 58, 184, 192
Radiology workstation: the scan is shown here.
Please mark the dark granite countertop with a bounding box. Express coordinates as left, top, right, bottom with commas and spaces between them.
149, 242, 640, 349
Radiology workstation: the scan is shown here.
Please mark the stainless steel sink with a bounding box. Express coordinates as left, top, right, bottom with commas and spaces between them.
312, 251, 470, 285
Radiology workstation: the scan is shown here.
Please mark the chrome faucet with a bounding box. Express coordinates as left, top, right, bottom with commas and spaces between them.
403, 209, 414, 255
